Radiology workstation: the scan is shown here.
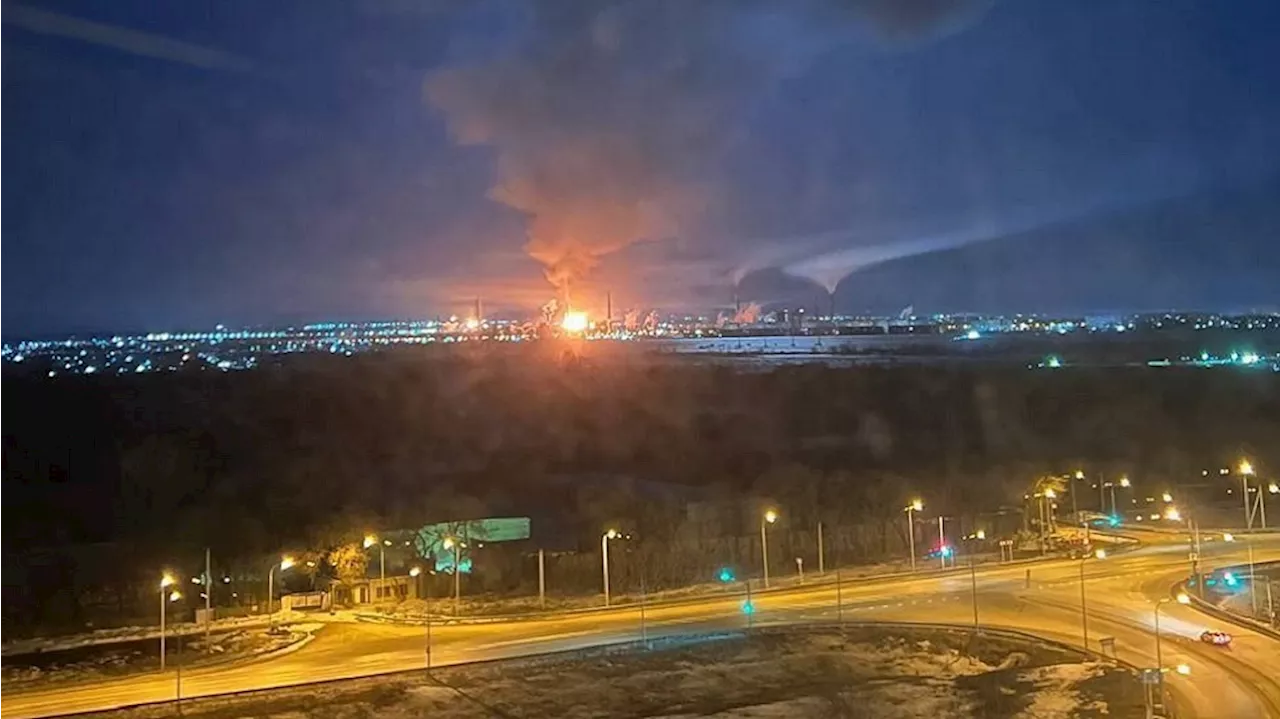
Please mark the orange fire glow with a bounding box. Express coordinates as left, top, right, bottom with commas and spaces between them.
561, 311, 589, 333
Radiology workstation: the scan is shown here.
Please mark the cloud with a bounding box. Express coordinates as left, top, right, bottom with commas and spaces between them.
426, 0, 994, 302
4, 4, 253, 72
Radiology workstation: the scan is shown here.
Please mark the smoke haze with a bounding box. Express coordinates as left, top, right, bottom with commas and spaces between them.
426, 0, 993, 300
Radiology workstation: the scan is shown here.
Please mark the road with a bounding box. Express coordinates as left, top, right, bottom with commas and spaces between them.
4, 534, 1279, 719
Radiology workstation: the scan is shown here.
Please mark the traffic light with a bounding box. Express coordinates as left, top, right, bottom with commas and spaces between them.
740, 599, 755, 615
718, 567, 735, 583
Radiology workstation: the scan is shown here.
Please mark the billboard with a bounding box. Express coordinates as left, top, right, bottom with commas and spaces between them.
413, 517, 531, 574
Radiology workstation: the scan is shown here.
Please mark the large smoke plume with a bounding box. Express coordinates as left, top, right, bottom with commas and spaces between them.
427, 1, 992, 302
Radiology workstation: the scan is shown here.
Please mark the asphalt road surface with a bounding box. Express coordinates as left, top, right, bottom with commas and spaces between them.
4, 533, 1278, 719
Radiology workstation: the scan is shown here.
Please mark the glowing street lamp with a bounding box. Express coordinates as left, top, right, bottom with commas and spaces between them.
1237, 459, 1267, 530
1079, 548, 1109, 648
1119, 476, 1131, 488
442, 537, 463, 614
159, 574, 178, 670
761, 510, 778, 588
905, 500, 922, 572
363, 534, 387, 592
267, 556, 294, 630
1162, 492, 1173, 503
1154, 593, 1192, 697
1163, 506, 1182, 522
601, 529, 620, 606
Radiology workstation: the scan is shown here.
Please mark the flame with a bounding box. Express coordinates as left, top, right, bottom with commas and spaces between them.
562, 311, 589, 333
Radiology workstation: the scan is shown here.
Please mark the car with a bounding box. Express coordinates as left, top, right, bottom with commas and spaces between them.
1200, 630, 1232, 646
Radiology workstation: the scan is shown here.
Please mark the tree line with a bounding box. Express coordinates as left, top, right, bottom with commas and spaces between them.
3, 345, 1277, 632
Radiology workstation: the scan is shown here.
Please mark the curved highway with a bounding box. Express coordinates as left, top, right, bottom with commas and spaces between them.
4, 533, 1278, 719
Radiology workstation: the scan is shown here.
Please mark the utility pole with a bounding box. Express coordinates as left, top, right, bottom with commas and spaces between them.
938, 516, 947, 569
425, 571, 433, 670
969, 555, 980, 630
835, 568, 843, 623
204, 548, 212, 640
538, 549, 546, 610
1079, 559, 1089, 649
817, 521, 825, 575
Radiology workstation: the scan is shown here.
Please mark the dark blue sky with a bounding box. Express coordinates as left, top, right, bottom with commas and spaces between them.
4, 0, 1279, 336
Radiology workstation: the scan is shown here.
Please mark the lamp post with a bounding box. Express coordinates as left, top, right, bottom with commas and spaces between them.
1081, 548, 1107, 648
443, 537, 462, 615
1155, 593, 1192, 702
601, 529, 619, 606
1070, 470, 1084, 525
761, 510, 778, 588
267, 556, 295, 631
363, 534, 387, 597
1239, 460, 1254, 530
937, 515, 948, 569
159, 574, 177, 671
904, 500, 923, 571
1043, 488, 1057, 533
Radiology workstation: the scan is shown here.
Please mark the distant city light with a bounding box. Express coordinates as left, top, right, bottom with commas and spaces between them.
4, 310, 1276, 376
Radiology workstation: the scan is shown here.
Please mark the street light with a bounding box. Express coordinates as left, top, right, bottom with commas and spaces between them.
267, 556, 294, 631
1042, 488, 1058, 540
904, 500, 922, 572
1238, 460, 1255, 530
159, 574, 177, 670
1237, 459, 1268, 530
601, 529, 619, 606
364, 534, 387, 595
442, 537, 462, 615
1079, 549, 1108, 648
1154, 593, 1192, 699
1070, 470, 1084, 523
761, 510, 778, 588
1162, 492, 1173, 503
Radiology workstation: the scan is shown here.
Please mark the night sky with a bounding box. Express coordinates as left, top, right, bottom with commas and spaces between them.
4, 0, 1279, 336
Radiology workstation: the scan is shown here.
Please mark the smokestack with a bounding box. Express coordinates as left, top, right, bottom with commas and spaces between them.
828, 293, 835, 320
606, 292, 613, 323
734, 290, 741, 315
474, 297, 483, 322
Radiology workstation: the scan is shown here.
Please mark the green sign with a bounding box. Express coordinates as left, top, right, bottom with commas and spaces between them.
413, 517, 531, 574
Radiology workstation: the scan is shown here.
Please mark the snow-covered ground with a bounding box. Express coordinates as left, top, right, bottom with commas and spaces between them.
2, 625, 317, 690
1, 614, 284, 657
1218, 576, 1279, 627
93, 626, 1145, 719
